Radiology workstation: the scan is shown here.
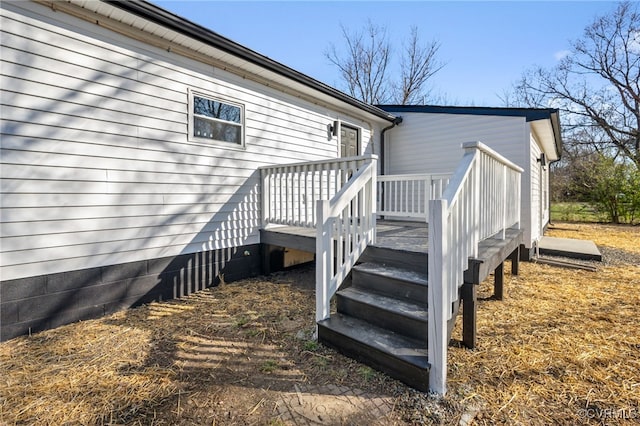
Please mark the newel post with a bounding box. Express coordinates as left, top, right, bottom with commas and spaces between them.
501, 164, 507, 239
425, 175, 432, 219
315, 199, 331, 323
261, 168, 269, 228
471, 154, 480, 258
428, 198, 448, 395
516, 172, 522, 230
370, 157, 378, 243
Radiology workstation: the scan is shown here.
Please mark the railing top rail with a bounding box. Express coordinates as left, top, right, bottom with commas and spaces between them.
441, 151, 476, 206
259, 154, 378, 171
462, 141, 524, 173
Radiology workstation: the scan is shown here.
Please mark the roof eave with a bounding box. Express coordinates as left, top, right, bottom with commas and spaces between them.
379, 104, 563, 160
549, 109, 563, 161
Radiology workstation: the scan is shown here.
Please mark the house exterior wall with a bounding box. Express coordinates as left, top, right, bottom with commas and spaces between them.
524, 131, 541, 248
526, 131, 550, 247
385, 112, 527, 175
0, 1, 381, 340
385, 112, 541, 247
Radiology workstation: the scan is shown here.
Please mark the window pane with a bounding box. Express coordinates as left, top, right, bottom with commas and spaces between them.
194, 117, 241, 144
194, 96, 241, 123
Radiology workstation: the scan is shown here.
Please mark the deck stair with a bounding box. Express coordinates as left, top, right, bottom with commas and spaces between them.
317, 246, 457, 392
261, 144, 525, 394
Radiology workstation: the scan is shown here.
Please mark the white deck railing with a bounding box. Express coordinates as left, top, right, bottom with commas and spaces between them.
316, 156, 377, 322
378, 173, 450, 218
260, 146, 522, 395
428, 141, 523, 395
260, 156, 371, 228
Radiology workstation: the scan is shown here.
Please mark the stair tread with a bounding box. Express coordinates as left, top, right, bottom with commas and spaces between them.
353, 262, 428, 286
318, 313, 429, 369
338, 287, 428, 321
359, 246, 428, 274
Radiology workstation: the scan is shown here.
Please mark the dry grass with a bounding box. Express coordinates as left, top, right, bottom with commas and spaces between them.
1, 222, 639, 425
0, 270, 399, 425
1, 323, 177, 424
0, 275, 322, 425
446, 222, 640, 424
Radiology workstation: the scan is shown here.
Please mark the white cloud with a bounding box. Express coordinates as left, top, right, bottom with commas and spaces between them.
554, 50, 571, 61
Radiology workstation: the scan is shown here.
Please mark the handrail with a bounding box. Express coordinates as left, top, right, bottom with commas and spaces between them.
316, 157, 377, 322
378, 173, 451, 218
260, 156, 372, 228
428, 141, 522, 395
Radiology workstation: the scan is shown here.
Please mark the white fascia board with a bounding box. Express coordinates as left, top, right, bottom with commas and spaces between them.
530, 119, 560, 162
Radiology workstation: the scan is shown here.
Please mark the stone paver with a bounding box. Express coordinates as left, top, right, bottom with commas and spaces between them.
275, 383, 395, 425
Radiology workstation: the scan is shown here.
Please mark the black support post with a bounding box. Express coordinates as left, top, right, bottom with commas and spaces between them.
494, 262, 504, 300
510, 246, 520, 276
461, 282, 477, 349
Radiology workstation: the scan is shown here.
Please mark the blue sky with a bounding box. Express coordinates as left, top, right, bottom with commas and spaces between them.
156, 1, 618, 106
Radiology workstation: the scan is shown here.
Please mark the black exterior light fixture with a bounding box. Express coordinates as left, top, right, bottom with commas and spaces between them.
327, 120, 340, 139
538, 153, 547, 168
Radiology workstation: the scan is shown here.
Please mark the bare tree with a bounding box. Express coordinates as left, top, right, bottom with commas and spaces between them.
396, 26, 445, 104
325, 21, 392, 104
512, 2, 640, 167
326, 22, 444, 105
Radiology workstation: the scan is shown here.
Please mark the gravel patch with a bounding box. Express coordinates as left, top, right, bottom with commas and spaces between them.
599, 246, 640, 266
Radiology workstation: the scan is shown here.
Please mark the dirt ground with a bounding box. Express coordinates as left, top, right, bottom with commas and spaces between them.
1, 222, 639, 425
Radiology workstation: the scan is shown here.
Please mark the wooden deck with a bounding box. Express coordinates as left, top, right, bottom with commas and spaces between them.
261, 219, 523, 285
260, 220, 428, 254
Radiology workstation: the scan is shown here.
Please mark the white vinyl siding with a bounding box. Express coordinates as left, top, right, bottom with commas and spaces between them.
530, 138, 542, 243
386, 113, 527, 175
540, 152, 550, 227
0, 1, 377, 281
528, 134, 545, 244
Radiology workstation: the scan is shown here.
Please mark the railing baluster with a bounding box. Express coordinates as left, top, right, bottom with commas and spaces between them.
302, 167, 308, 226
319, 165, 324, 207
286, 166, 291, 225
279, 167, 283, 226
260, 156, 376, 228
312, 164, 317, 226
424, 178, 429, 216
376, 174, 453, 218
384, 180, 389, 213
295, 165, 300, 226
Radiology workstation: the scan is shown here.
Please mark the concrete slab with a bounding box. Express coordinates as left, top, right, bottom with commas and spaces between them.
538, 236, 602, 261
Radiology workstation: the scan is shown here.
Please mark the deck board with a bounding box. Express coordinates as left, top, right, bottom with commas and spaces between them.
261, 220, 429, 254
465, 227, 524, 284
260, 225, 316, 253
374, 221, 428, 253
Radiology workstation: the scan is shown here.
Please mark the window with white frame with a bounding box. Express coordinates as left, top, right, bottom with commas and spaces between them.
190, 91, 244, 146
